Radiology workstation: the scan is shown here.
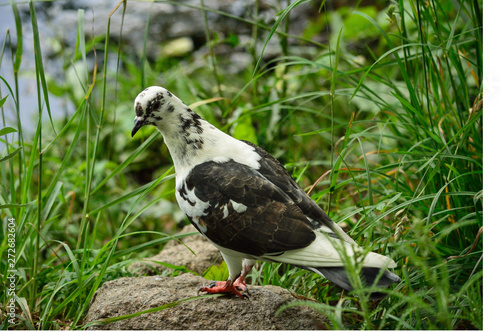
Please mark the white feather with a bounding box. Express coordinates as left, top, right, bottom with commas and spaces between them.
219, 251, 245, 280
175, 185, 209, 219
169, 122, 261, 183
222, 205, 229, 219
263, 230, 397, 269
230, 200, 248, 214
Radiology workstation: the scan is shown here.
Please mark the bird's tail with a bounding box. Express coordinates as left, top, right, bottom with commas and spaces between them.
305, 266, 401, 299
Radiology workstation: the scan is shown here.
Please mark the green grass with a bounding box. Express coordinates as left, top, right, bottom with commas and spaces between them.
1, 0, 482, 329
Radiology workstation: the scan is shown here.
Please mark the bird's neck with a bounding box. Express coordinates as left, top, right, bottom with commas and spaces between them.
154, 109, 227, 172
155, 110, 262, 179
155, 112, 207, 166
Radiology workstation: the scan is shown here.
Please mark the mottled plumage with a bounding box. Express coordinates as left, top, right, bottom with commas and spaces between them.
131, 86, 400, 299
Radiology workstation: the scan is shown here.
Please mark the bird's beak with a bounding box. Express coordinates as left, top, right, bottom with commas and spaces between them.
131, 116, 145, 137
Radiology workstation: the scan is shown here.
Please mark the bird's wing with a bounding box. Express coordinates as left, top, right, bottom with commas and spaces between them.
241, 140, 357, 245
179, 159, 317, 257
241, 142, 397, 269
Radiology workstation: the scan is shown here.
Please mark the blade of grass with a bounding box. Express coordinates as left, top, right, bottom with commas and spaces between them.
252, 0, 311, 77
91, 131, 160, 195
29, 0, 56, 136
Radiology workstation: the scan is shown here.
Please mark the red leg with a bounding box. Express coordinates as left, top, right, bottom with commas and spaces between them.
233, 259, 253, 294
233, 275, 248, 293
198, 280, 246, 299
198, 259, 255, 299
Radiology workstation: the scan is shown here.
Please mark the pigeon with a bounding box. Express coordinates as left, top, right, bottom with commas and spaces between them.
131, 86, 400, 299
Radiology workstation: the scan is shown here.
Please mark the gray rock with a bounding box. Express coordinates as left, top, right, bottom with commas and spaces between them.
17, 0, 315, 60
129, 225, 222, 276
84, 273, 327, 330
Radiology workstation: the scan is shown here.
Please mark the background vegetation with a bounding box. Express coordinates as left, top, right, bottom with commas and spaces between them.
1, 0, 482, 329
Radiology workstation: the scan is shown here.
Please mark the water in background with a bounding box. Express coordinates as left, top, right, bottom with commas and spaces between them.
1, 2, 69, 140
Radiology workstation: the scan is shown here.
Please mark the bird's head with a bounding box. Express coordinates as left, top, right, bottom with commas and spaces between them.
131, 86, 180, 137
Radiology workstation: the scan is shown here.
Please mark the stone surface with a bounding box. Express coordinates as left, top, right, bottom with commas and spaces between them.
17, 0, 316, 61
129, 225, 222, 276
85, 273, 327, 330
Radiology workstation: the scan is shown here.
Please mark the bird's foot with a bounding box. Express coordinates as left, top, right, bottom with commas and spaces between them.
233, 275, 250, 295
198, 279, 249, 299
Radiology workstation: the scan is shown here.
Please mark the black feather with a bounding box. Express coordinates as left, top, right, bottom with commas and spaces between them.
306, 266, 401, 299
184, 160, 316, 256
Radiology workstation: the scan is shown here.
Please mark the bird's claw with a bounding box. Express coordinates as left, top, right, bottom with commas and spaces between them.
197, 280, 250, 299
197, 285, 207, 296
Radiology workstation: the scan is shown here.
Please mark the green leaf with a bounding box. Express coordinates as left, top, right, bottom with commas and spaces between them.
202, 261, 228, 281
0, 146, 22, 163
0, 202, 30, 209
225, 33, 239, 47
233, 116, 258, 145
10, 0, 23, 71
29, 0, 57, 135
342, 6, 380, 40
0, 126, 18, 136
91, 131, 161, 195
0, 95, 8, 108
